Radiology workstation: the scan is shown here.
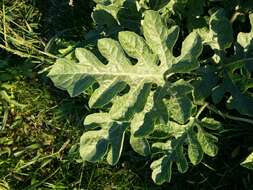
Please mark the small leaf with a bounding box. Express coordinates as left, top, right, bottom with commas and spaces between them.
92, 9, 118, 28
166, 97, 192, 125
237, 13, 253, 56
175, 146, 189, 173
130, 135, 151, 156
241, 151, 253, 170
195, 8, 233, 56
152, 141, 171, 152
153, 122, 185, 139
187, 129, 203, 165
170, 79, 193, 96
197, 128, 218, 157
143, 10, 179, 67
212, 84, 226, 104
131, 93, 155, 137
84, 113, 113, 128
118, 31, 158, 66
107, 123, 127, 165
80, 129, 109, 162
150, 155, 172, 184
209, 9, 233, 50
212, 71, 253, 117
170, 32, 202, 73
193, 66, 218, 103
201, 118, 222, 130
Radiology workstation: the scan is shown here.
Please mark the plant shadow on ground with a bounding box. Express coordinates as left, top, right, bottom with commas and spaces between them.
33, 0, 95, 40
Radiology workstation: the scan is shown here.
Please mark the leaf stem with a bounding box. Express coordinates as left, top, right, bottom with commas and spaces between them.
230, 11, 244, 24
224, 58, 253, 69
207, 104, 253, 125
196, 103, 208, 118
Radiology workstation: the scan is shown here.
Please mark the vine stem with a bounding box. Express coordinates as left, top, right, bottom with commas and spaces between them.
196, 103, 208, 118
207, 104, 253, 125
230, 12, 241, 24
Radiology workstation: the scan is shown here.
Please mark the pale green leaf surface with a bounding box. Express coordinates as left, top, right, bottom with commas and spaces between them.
152, 141, 171, 152
47, 58, 96, 97
107, 123, 127, 165
169, 79, 193, 96
83, 113, 113, 128
201, 117, 222, 130
89, 80, 127, 108
166, 96, 192, 124
152, 122, 185, 139
109, 82, 152, 121
143, 10, 179, 67
197, 128, 218, 157
150, 118, 219, 183
79, 129, 109, 162
175, 146, 188, 173
237, 13, 253, 52
118, 31, 158, 66
241, 151, 253, 170
170, 32, 202, 73
151, 155, 172, 185
131, 93, 155, 137
196, 9, 233, 52
130, 135, 151, 156
187, 129, 203, 165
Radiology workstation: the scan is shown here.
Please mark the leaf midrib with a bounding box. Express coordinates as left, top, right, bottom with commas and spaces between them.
54, 72, 163, 80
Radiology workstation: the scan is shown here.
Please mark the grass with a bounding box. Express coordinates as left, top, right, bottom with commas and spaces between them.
0, 62, 148, 189
0, 0, 253, 189
0, 0, 94, 61
0, 0, 47, 60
